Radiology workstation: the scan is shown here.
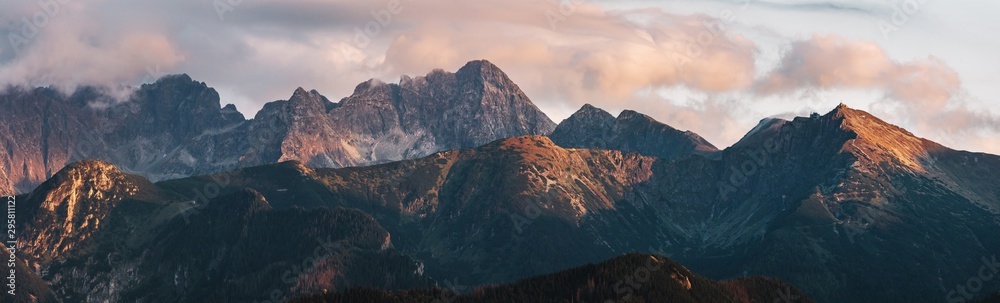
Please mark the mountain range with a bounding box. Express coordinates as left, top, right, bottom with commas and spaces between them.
0, 60, 554, 195
3, 60, 1000, 303
292, 253, 814, 303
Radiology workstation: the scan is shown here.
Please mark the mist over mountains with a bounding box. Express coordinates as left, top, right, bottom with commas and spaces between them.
2, 60, 1000, 303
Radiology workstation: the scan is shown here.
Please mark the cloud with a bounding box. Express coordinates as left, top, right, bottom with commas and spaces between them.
0, 0, 759, 101
757, 35, 960, 105
756, 34, 998, 153
378, 2, 759, 96
0, 0, 185, 90
735, 0, 887, 15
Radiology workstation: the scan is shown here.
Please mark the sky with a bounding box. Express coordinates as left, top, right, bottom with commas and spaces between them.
0, 0, 997, 153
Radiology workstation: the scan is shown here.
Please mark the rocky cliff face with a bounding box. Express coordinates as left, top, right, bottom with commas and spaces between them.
18, 160, 151, 267
0, 60, 556, 194
550, 104, 718, 160
0, 75, 249, 195
253, 60, 557, 168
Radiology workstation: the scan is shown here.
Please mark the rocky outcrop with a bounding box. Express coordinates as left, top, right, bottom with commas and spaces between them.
19, 160, 151, 266
0, 76, 249, 194
249, 60, 557, 168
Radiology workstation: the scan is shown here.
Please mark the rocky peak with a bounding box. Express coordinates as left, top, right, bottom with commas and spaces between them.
291, 87, 309, 97
616, 109, 645, 120
456, 59, 506, 80
550, 104, 717, 159
127, 74, 233, 139
221, 103, 239, 112
285, 87, 336, 119
29, 160, 138, 217
42, 160, 128, 191
736, 104, 933, 168
824, 103, 915, 138
455, 59, 526, 98
821, 104, 933, 171
343, 79, 396, 106
137, 73, 219, 107
352, 78, 389, 93
21, 160, 144, 265
733, 117, 790, 147
153, 73, 194, 84
290, 87, 324, 105
549, 105, 615, 149
399, 68, 452, 90
1, 61, 558, 194
574, 104, 616, 121
613, 110, 690, 135
220, 103, 245, 121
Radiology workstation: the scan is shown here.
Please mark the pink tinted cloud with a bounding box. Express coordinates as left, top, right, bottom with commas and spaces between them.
381, 2, 758, 105
757, 35, 960, 105
757, 35, 998, 153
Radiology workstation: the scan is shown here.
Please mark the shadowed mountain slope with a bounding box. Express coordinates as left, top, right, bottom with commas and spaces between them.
291, 253, 814, 303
